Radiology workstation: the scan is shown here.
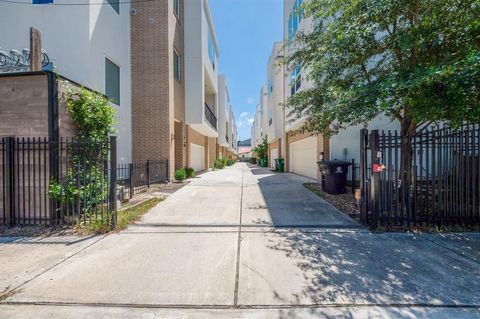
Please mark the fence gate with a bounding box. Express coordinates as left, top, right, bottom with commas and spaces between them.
360, 124, 480, 229
0, 136, 117, 228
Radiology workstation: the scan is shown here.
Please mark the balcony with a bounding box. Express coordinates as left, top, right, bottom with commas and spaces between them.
204, 103, 217, 131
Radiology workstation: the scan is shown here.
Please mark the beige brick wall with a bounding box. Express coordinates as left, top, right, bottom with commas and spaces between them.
0, 75, 49, 137
131, 0, 186, 178
0, 73, 77, 224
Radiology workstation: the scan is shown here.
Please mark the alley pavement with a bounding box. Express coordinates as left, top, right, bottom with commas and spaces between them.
1, 163, 480, 318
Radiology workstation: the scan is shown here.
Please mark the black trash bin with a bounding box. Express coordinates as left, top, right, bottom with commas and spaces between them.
318, 160, 352, 194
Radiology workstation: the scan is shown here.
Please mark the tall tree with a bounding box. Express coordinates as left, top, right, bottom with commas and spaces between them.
286, 0, 480, 171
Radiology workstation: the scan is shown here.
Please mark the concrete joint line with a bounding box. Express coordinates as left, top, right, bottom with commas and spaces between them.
423, 236, 480, 265
0, 235, 107, 300
2, 301, 480, 310
233, 165, 245, 308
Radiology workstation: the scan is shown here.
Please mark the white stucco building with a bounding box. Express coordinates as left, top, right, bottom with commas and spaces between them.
280, 0, 398, 179
0, 0, 132, 163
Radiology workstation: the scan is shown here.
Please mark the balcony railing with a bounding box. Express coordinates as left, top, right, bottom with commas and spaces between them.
204, 103, 217, 130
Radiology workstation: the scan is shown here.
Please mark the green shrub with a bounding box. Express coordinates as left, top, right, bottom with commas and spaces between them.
64, 86, 116, 140
174, 168, 187, 181
48, 162, 108, 217
185, 167, 195, 178
214, 158, 225, 169
227, 159, 235, 166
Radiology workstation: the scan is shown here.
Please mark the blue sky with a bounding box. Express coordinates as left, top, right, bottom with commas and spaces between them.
209, 0, 284, 142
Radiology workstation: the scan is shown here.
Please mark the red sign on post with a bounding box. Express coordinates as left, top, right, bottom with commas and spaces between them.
373, 163, 386, 173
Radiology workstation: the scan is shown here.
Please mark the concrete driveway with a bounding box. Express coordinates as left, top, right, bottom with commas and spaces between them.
1, 163, 480, 318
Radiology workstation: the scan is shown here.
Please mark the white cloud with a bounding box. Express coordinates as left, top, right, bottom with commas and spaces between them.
246, 97, 254, 104
237, 116, 254, 129
240, 112, 249, 118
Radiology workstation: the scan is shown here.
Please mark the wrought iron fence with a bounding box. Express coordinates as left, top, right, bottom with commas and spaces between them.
117, 160, 169, 201
1, 136, 117, 227
359, 124, 480, 229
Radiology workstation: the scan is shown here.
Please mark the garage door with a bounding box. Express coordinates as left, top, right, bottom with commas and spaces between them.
289, 136, 318, 179
270, 148, 278, 168
190, 143, 205, 172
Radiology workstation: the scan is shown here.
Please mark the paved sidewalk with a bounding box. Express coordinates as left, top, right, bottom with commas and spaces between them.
1, 163, 479, 318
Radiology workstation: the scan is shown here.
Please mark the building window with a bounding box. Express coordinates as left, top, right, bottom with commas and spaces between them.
107, 0, 120, 14
173, 0, 180, 18
290, 65, 302, 96
32, 0, 53, 3
173, 49, 181, 81
105, 58, 120, 105
288, 0, 304, 46
208, 30, 217, 70
268, 110, 273, 126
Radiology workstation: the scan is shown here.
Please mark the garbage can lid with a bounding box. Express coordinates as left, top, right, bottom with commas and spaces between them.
317, 159, 352, 167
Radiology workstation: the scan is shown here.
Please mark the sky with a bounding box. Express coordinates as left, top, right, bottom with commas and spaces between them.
209, 0, 284, 142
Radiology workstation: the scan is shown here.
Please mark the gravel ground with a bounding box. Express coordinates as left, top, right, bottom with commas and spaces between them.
304, 183, 360, 220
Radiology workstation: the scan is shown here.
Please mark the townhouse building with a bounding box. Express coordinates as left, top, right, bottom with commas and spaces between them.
1, 0, 236, 178
252, 0, 399, 179
132, 0, 233, 176
265, 42, 285, 168
280, 0, 398, 179
0, 0, 132, 163
218, 75, 238, 159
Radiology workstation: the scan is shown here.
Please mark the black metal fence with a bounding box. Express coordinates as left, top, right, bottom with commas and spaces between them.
1, 136, 117, 227
359, 124, 480, 229
117, 160, 169, 201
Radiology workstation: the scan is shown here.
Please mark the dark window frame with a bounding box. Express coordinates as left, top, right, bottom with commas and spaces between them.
173, 49, 181, 82
105, 57, 120, 105
106, 0, 120, 14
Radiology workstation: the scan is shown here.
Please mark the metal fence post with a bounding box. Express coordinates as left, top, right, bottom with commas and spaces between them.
109, 136, 117, 228
166, 160, 170, 182
359, 129, 368, 225
5, 137, 15, 227
129, 163, 134, 199
351, 158, 356, 195
146, 160, 151, 188
370, 130, 381, 229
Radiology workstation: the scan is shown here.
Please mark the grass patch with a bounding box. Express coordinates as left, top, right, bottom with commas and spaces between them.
115, 198, 162, 231
77, 198, 163, 235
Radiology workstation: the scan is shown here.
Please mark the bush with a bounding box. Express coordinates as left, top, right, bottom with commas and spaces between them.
227, 159, 235, 166
174, 168, 187, 181
185, 167, 195, 178
214, 158, 225, 169
49, 163, 108, 217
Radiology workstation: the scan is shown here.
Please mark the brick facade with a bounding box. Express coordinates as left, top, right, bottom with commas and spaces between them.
131, 0, 186, 177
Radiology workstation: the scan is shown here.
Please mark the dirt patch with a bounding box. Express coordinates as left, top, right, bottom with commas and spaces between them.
304, 183, 360, 219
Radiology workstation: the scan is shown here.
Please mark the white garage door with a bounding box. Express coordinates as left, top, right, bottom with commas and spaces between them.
270, 148, 278, 168
190, 143, 205, 172
289, 136, 318, 179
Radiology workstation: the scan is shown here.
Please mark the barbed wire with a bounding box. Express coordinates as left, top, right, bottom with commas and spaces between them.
0, 0, 154, 6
